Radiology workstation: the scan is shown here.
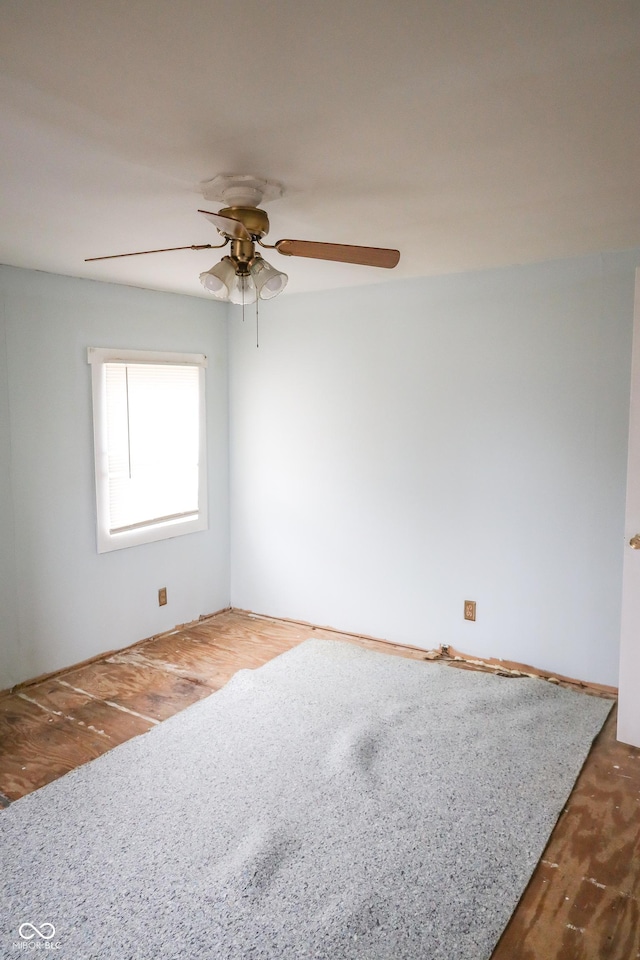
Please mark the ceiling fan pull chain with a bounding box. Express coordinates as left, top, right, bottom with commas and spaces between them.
256, 297, 259, 348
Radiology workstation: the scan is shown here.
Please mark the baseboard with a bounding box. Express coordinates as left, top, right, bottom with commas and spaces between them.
0, 606, 232, 698
230, 607, 618, 699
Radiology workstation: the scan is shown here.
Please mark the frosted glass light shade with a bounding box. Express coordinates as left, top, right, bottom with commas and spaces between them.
199, 255, 285, 304
250, 257, 288, 300
199, 258, 236, 299
228, 273, 257, 305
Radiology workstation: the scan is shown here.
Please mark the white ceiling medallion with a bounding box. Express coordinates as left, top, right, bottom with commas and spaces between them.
200, 174, 284, 209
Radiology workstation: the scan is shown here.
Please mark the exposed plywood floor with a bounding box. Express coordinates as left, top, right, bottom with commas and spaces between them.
1, 608, 638, 959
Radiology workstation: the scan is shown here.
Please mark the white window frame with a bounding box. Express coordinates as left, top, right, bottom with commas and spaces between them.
88, 347, 208, 553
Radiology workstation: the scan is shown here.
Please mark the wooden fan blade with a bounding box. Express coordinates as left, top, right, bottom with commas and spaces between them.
85, 243, 220, 262
198, 209, 251, 240
275, 239, 400, 268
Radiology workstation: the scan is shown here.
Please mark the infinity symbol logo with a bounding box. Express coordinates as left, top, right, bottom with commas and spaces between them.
19, 923, 56, 941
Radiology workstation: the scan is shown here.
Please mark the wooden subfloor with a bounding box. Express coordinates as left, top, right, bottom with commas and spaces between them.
1, 609, 638, 959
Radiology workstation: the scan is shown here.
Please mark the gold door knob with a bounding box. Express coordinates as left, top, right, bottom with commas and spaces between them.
630, 535, 640, 549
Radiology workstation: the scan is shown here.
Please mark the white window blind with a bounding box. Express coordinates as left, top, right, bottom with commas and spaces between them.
105, 363, 200, 533
89, 348, 208, 553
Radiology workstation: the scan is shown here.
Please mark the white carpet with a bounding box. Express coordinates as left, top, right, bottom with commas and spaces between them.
0, 638, 611, 959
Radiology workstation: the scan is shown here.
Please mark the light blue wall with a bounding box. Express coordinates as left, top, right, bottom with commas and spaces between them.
2, 251, 637, 690
0, 266, 230, 688
229, 250, 639, 686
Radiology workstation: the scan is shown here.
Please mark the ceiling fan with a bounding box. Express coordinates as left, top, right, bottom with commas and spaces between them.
85, 174, 401, 304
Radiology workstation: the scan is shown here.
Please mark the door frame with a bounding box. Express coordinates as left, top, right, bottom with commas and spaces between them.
618, 269, 640, 746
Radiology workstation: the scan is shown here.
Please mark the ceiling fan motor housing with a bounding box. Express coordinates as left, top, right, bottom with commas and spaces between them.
219, 206, 270, 239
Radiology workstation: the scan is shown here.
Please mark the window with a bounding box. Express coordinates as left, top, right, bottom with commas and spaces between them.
88, 348, 208, 553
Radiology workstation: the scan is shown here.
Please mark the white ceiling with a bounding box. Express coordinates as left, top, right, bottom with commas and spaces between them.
1, 0, 639, 299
